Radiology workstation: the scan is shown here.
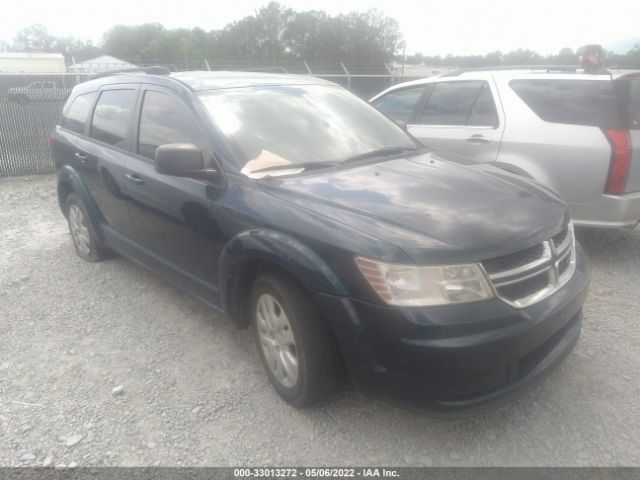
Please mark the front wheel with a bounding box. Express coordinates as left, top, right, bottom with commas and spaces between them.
251, 272, 341, 407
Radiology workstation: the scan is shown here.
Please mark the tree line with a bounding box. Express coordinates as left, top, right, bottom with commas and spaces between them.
403, 47, 640, 69
2, 1, 639, 70
2, 2, 402, 71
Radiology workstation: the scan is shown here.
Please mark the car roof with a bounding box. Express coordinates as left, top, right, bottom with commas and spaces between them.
370, 67, 640, 100
78, 70, 338, 92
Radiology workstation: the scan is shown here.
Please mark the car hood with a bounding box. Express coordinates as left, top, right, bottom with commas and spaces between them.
259, 151, 570, 264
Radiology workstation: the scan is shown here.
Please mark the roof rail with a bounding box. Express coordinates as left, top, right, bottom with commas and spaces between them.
440, 65, 602, 77
86, 66, 171, 81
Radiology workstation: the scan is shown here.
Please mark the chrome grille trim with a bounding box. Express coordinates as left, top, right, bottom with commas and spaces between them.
489, 242, 552, 283
483, 223, 576, 308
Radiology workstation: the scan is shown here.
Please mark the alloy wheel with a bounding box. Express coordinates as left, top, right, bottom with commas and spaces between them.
68, 204, 91, 257
255, 293, 299, 388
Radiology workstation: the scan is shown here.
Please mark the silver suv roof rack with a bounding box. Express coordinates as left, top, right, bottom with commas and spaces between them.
440, 65, 610, 77
86, 66, 171, 81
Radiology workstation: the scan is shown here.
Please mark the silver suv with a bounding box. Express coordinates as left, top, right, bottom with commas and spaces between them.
371, 67, 640, 229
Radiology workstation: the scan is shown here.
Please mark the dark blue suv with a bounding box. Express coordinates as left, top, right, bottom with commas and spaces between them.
50, 69, 591, 413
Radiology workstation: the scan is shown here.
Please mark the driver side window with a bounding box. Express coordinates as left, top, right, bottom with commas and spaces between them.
137, 90, 206, 162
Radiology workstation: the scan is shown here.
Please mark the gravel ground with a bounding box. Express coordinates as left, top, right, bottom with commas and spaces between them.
1, 174, 639, 467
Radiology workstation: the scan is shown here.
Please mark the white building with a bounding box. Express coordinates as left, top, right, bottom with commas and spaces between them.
68, 55, 137, 73
0, 53, 66, 73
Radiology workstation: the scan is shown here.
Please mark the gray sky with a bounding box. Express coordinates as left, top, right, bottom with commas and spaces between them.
2, 0, 639, 55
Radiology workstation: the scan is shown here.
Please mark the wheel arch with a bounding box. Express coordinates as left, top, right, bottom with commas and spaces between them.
57, 165, 105, 227
218, 229, 347, 329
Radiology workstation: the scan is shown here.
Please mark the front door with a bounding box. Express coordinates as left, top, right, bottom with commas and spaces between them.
121, 86, 223, 294
407, 80, 504, 163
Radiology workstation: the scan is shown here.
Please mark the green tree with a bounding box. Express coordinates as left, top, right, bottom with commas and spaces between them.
12, 24, 55, 51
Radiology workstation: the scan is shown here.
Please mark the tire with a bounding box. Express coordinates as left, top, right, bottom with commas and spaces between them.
64, 193, 112, 262
251, 272, 341, 407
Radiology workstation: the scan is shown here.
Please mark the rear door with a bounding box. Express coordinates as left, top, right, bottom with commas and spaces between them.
408, 79, 504, 162
81, 85, 139, 235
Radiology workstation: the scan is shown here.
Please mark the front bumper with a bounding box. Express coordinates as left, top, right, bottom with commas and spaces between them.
316, 246, 591, 415
570, 191, 640, 229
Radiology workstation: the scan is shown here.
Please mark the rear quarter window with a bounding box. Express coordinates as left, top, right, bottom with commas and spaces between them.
510, 79, 622, 128
630, 79, 640, 129
614, 76, 640, 129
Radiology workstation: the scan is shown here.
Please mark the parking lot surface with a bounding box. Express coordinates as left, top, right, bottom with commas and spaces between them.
1, 174, 639, 467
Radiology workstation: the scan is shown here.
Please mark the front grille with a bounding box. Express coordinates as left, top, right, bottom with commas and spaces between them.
482, 243, 545, 275
481, 222, 576, 308
552, 227, 569, 249
496, 271, 552, 302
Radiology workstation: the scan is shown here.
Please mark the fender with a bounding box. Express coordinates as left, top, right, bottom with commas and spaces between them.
57, 165, 106, 237
218, 229, 348, 327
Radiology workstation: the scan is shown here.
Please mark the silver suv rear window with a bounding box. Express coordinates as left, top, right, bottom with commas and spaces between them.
510, 79, 621, 128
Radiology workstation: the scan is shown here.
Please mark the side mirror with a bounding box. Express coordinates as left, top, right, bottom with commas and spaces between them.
155, 143, 218, 180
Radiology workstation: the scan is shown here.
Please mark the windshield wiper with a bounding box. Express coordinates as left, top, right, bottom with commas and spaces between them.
249, 161, 340, 175
342, 146, 422, 163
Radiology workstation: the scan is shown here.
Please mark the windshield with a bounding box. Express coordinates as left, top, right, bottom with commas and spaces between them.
198, 84, 416, 175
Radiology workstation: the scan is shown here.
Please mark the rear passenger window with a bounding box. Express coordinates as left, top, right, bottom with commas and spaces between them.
137, 91, 204, 161
510, 79, 621, 127
63, 92, 97, 134
90, 89, 137, 147
416, 81, 492, 126
467, 84, 499, 127
372, 86, 429, 123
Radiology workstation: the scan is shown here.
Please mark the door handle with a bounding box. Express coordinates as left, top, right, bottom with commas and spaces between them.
465, 134, 491, 144
125, 173, 145, 185
74, 152, 88, 164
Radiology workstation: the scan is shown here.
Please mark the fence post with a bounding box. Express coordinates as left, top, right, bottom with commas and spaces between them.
204, 59, 211, 71
303, 60, 312, 75
340, 62, 351, 91
384, 63, 394, 87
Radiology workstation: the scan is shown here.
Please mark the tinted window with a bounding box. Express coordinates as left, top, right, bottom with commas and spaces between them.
615, 77, 640, 129
630, 78, 640, 129
63, 92, 97, 134
90, 89, 137, 147
138, 91, 204, 161
372, 86, 428, 122
510, 79, 621, 127
467, 84, 499, 127
417, 81, 484, 125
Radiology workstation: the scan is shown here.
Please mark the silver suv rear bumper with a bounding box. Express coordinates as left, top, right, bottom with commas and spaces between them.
570, 191, 640, 229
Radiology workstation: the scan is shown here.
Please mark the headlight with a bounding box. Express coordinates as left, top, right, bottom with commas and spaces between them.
355, 257, 494, 307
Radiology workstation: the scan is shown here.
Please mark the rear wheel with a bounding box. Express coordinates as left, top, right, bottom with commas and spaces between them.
64, 193, 111, 262
251, 272, 341, 407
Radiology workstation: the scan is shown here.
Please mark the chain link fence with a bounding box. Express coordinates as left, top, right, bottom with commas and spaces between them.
0, 73, 90, 176
0, 69, 422, 177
